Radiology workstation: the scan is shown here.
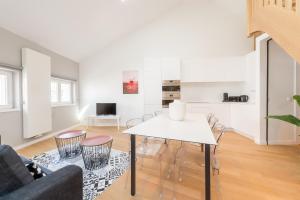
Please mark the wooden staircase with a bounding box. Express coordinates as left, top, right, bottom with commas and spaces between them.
247, 0, 300, 63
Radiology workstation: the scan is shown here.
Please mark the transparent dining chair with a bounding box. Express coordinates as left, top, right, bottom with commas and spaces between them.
142, 113, 154, 121
189, 114, 218, 153
154, 110, 163, 116
125, 117, 168, 198
209, 116, 219, 130
197, 113, 218, 152
211, 124, 226, 175
140, 113, 166, 165
125, 118, 144, 163
126, 118, 143, 129
176, 123, 227, 183
207, 113, 214, 124
124, 118, 143, 189
153, 111, 169, 145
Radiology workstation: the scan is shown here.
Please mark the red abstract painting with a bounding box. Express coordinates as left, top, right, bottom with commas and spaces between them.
123, 70, 138, 94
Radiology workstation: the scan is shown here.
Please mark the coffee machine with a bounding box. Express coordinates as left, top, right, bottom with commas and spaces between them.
239, 95, 249, 102
223, 93, 229, 102
223, 92, 249, 102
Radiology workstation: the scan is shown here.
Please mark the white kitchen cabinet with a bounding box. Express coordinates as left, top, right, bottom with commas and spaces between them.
245, 52, 257, 91
186, 103, 231, 127
186, 102, 259, 141
181, 57, 245, 82
143, 57, 181, 114
143, 58, 162, 113
244, 52, 257, 103
161, 58, 181, 80
230, 104, 259, 140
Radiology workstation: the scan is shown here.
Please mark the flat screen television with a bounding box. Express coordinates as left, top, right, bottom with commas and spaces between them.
96, 103, 116, 115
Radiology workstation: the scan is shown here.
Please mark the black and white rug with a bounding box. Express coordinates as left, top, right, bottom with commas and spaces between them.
32, 149, 129, 200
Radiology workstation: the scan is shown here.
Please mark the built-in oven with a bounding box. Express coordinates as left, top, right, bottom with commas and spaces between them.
162, 80, 181, 108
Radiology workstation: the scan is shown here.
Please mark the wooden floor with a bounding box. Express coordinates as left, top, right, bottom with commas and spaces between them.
18, 126, 300, 200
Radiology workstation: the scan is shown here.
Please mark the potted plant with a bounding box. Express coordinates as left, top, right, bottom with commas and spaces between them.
268, 95, 300, 132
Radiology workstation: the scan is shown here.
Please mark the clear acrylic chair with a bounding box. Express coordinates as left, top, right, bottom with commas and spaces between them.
154, 110, 163, 116
190, 114, 218, 152
124, 118, 143, 188
142, 113, 154, 121
176, 123, 227, 182
126, 118, 143, 129
209, 116, 219, 130
153, 111, 169, 145
125, 118, 144, 159
142, 113, 167, 159
211, 124, 226, 175
207, 113, 214, 124
125, 118, 168, 198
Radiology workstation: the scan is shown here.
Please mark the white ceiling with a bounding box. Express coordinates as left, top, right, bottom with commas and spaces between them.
0, 0, 182, 62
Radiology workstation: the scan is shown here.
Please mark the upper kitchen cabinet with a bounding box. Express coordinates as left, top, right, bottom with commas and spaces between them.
143, 58, 162, 108
181, 56, 246, 82
161, 58, 181, 80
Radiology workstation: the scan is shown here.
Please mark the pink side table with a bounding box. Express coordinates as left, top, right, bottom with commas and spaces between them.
55, 130, 87, 159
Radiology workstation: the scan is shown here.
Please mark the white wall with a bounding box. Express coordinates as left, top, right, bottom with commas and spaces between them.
80, 0, 252, 125
0, 27, 79, 147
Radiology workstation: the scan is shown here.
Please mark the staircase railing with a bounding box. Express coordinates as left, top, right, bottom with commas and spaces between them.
248, 0, 300, 63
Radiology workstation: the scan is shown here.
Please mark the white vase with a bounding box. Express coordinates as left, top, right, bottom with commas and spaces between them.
169, 100, 186, 121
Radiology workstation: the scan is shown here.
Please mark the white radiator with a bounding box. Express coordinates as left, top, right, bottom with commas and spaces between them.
22, 48, 52, 138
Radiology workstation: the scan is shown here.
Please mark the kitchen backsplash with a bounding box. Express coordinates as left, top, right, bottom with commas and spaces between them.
181, 82, 255, 103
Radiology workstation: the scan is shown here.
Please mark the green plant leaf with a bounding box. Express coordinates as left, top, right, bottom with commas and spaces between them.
268, 115, 300, 127
293, 95, 300, 107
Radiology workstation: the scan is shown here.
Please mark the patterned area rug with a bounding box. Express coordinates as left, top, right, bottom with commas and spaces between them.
32, 149, 129, 200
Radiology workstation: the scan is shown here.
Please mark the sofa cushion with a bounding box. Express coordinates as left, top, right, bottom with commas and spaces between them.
0, 145, 34, 196
21, 156, 52, 175
25, 162, 47, 179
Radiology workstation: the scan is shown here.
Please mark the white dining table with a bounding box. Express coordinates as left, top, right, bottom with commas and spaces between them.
123, 113, 216, 200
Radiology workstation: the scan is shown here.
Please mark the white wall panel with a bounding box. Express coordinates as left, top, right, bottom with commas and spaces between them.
22, 48, 52, 138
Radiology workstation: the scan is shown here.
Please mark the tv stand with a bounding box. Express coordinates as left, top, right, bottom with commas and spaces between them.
86, 115, 120, 131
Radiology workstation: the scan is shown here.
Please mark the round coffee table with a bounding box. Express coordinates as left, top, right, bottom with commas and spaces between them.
55, 130, 87, 159
80, 136, 113, 170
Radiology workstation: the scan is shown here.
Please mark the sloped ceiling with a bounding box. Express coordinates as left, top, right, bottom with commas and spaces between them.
0, 0, 182, 62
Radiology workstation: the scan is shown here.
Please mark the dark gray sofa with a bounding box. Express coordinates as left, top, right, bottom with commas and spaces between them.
0, 145, 83, 200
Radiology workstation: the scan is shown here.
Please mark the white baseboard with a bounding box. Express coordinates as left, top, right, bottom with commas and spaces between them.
228, 128, 255, 141
257, 140, 300, 145
14, 124, 81, 151
232, 131, 299, 145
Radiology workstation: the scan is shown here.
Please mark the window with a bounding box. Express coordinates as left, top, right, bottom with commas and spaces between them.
0, 69, 13, 109
51, 81, 59, 103
60, 82, 72, 103
51, 77, 76, 106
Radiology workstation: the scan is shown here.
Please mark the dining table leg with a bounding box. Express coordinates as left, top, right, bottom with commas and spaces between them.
205, 144, 211, 200
130, 134, 136, 196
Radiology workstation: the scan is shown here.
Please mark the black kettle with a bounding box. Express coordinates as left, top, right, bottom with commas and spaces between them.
240, 95, 249, 102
